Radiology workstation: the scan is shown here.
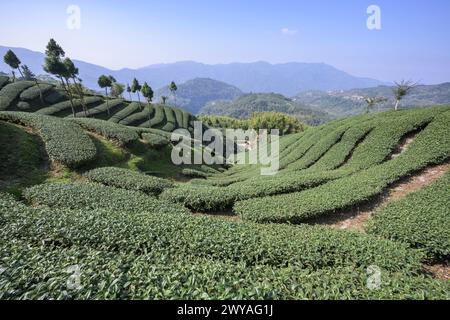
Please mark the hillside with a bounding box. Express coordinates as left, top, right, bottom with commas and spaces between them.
200, 93, 334, 125
155, 78, 242, 114
0, 46, 386, 95
294, 83, 450, 117
0, 77, 196, 133
1, 105, 449, 299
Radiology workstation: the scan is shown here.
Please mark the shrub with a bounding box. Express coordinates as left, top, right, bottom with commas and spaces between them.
19, 83, 54, 101
44, 88, 67, 104
0, 75, 10, 90
119, 108, 151, 126
23, 182, 187, 215
141, 133, 170, 148
68, 118, 139, 146
0, 112, 97, 167
109, 102, 141, 123
72, 99, 124, 118
235, 109, 450, 223
16, 101, 31, 110
0, 81, 35, 110
368, 172, 450, 261
84, 167, 173, 195
149, 104, 165, 127
37, 96, 103, 117
1, 195, 423, 273
181, 168, 209, 179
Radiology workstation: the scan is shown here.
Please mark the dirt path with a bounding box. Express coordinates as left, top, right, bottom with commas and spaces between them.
310, 162, 450, 233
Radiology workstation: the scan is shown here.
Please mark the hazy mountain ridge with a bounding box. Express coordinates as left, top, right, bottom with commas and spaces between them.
0, 46, 386, 96
155, 78, 242, 114
293, 83, 450, 116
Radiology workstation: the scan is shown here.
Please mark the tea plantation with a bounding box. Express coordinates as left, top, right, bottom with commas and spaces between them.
0, 83, 449, 300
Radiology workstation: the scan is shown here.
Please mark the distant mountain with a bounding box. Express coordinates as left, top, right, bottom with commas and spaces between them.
200, 93, 333, 126
155, 78, 242, 114
0, 46, 387, 96
293, 83, 450, 116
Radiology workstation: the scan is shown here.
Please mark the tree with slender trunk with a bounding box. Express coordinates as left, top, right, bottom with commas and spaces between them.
98, 75, 113, 115
393, 80, 418, 111
169, 81, 178, 105
131, 78, 142, 109
64, 58, 88, 117
111, 82, 125, 98
4, 49, 24, 82
43, 40, 77, 117
141, 82, 154, 127
126, 83, 132, 101
21, 65, 45, 104
161, 96, 168, 104
363, 96, 387, 114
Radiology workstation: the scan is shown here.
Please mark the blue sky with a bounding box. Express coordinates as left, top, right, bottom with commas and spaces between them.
0, 0, 449, 83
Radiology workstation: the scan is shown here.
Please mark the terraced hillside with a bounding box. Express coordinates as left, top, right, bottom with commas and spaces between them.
0, 77, 195, 132
0, 104, 449, 299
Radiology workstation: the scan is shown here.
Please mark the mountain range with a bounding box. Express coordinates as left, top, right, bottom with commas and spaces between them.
0, 45, 387, 96
293, 83, 450, 116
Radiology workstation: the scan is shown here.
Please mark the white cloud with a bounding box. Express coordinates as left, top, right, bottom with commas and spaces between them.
281, 28, 298, 36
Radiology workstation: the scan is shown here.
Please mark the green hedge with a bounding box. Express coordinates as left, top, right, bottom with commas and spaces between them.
109, 102, 141, 123
0, 112, 97, 167
0, 239, 447, 300
1, 238, 448, 300
0, 75, 10, 90
68, 118, 139, 146
23, 182, 187, 215
235, 109, 450, 223
37, 96, 103, 117
1, 196, 423, 273
44, 88, 67, 104
0, 81, 35, 110
141, 132, 170, 148
16, 101, 31, 110
19, 83, 54, 101
119, 108, 151, 126
84, 167, 173, 195
72, 99, 124, 118
368, 171, 450, 261
149, 104, 165, 127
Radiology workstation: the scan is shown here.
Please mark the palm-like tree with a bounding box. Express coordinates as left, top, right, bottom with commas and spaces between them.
393, 80, 418, 111
169, 81, 177, 105
364, 96, 387, 113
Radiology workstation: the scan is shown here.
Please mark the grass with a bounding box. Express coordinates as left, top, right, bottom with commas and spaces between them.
0, 121, 48, 195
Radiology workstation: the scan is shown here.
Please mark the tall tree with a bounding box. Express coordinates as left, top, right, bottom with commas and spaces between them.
126, 83, 132, 101
43, 39, 77, 117
393, 80, 418, 111
64, 58, 89, 117
141, 82, 154, 127
111, 82, 125, 98
98, 75, 113, 115
169, 81, 178, 105
364, 96, 387, 113
21, 65, 45, 104
161, 96, 168, 105
131, 78, 142, 109
3, 50, 24, 82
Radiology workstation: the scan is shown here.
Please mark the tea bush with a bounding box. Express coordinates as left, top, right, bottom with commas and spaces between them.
84, 167, 174, 195
0, 81, 35, 110
235, 110, 450, 223
109, 102, 141, 123
19, 83, 54, 101
23, 182, 187, 215
0, 112, 97, 167
37, 96, 102, 116
69, 118, 139, 146
368, 171, 450, 261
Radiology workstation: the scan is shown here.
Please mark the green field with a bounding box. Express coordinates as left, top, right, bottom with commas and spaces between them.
0, 88, 449, 299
